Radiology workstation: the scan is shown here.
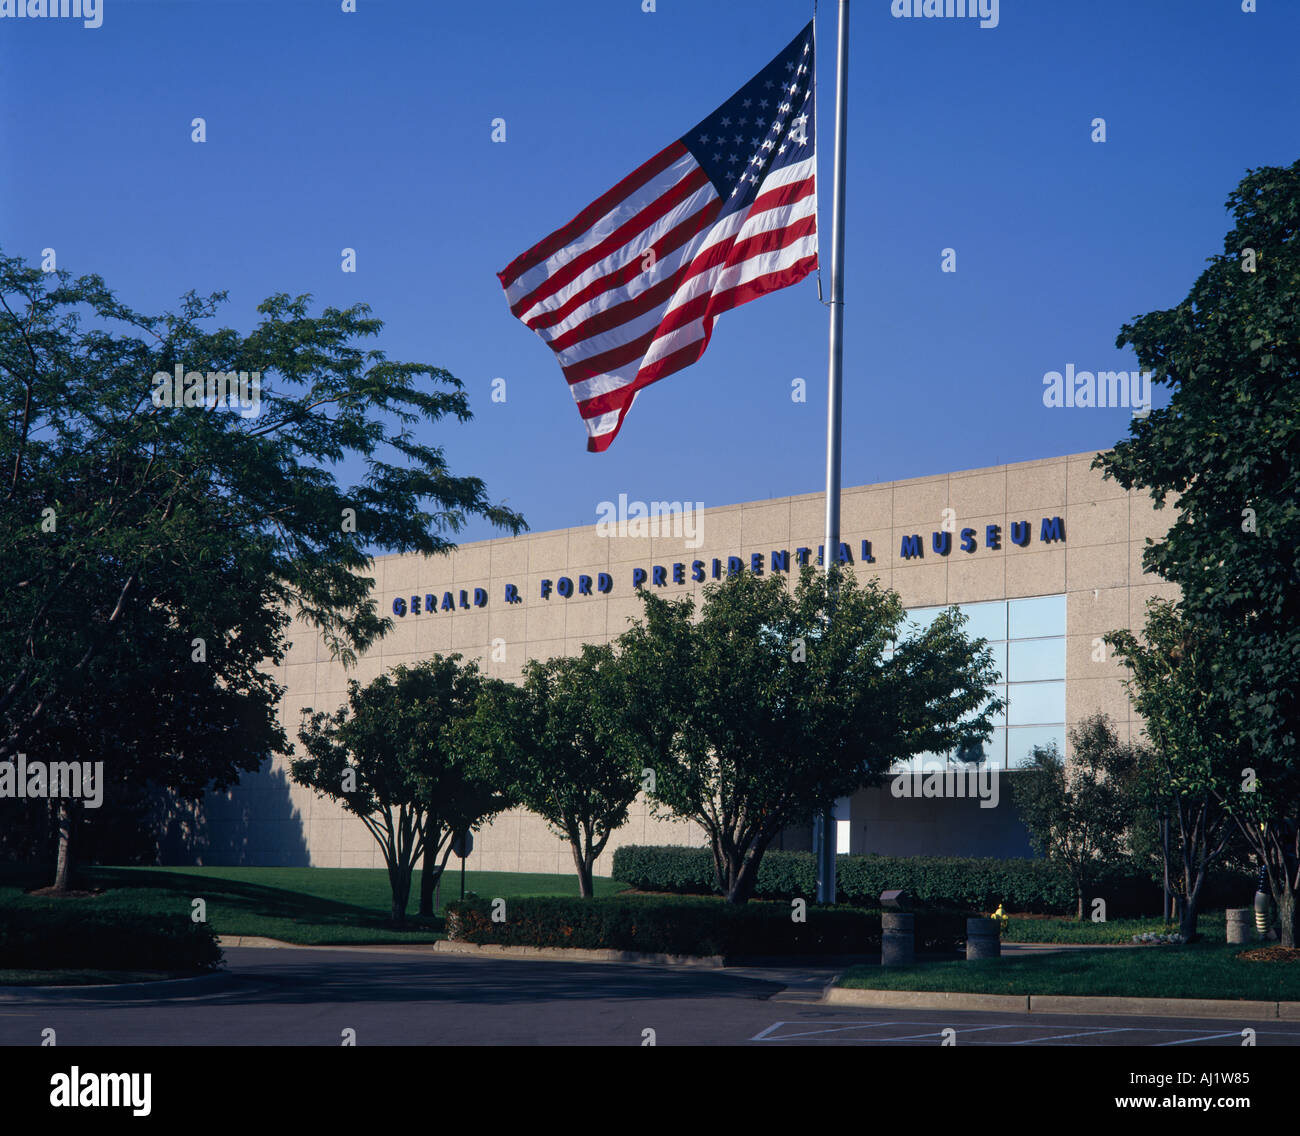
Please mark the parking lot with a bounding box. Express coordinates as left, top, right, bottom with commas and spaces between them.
750, 1014, 1300, 1045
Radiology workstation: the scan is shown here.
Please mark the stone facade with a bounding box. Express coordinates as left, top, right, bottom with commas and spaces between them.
189, 450, 1176, 872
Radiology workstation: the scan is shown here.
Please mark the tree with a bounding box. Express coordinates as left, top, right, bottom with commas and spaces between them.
0, 250, 524, 888
20, 587, 285, 891
1106, 600, 1241, 940
496, 645, 644, 898
293, 658, 511, 925
1015, 715, 1139, 920
1095, 161, 1300, 945
412, 668, 517, 918
618, 565, 1003, 904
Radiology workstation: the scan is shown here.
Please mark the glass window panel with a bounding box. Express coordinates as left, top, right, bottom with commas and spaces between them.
988, 727, 1007, 769
1007, 680, 1065, 725
901, 606, 946, 640
957, 601, 1008, 644
983, 641, 1007, 682
989, 684, 1007, 726
1008, 638, 1065, 682
961, 684, 1006, 728
1008, 594, 1065, 640
1008, 725, 1065, 768
951, 728, 1006, 771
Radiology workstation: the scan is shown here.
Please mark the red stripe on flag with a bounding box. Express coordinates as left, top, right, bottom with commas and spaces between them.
528, 197, 723, 339
497, 21, 819, 451
497, 141, 690, 292
561, 211, 817, 385
658, 178, 813, 296
512, 166, 712, 320
576, 252, 818, 429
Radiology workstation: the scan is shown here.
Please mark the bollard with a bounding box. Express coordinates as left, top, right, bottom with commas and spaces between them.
1255, 890, 1271, 936
881, 912, 914, 966
966, 916, 1001, 960
1227, 908, 1254, 944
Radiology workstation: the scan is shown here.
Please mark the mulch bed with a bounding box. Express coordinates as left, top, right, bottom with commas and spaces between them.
1236, 946, 1300, 963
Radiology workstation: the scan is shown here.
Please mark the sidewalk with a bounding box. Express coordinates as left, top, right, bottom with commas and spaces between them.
1001, 941, 1138, 955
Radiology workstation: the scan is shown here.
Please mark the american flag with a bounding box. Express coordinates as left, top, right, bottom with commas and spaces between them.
498, 23, 818, 452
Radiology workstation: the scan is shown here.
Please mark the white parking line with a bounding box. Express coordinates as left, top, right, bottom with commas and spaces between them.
1007, 1027, 1131, 1044
755, 1020, 907, 1041
1156, 1031, 1246, 1047
752, 1017, 1300, 1045
752, 1021, 1020, 1043
865, 1024, 1022, 1043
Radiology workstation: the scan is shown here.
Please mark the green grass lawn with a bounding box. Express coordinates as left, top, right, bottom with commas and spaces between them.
838, 942, 1300, 1001
1004, 912, 1227, 944
0, 864, 628, 949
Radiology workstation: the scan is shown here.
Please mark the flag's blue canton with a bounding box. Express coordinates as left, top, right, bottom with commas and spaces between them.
681, 22, 815, 221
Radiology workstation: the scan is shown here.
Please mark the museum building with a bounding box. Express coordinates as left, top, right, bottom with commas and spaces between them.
189, 449, 1177, 873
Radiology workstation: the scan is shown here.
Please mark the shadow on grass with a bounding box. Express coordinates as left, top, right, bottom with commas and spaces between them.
0, 864, 443, 938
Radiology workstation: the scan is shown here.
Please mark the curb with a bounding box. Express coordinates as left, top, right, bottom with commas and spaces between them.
1030, 994, 1280, 1020
0, 972, 235, 1002
432, 940, 726, 967
220, 936, 858, 970
826, 988, 1030, 1013
825, 986, 1300, 1020
217, 936, 442, 952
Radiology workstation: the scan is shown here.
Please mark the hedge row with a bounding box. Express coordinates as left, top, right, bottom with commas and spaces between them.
0, 908, 224, 971
610, 846, 1256, 917
444, 894, 972, 957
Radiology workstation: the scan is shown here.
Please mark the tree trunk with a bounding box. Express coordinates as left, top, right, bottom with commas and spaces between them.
388, 862, 411, 927
1179, 837, 1208, 940
707, 840, 729, 899
418, 863, 443, 917
1279, 887, 1296, 950
569, 839, 594, 897
1179, 872, 1205, 941
1161, 812, 1172, 923
725, 847, 765, 905
52, 800, 74, 892
1075, 885, 1084, 922
418, 835, 442, 917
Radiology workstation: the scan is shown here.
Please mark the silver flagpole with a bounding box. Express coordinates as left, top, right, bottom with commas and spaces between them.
815, 0, 849, 907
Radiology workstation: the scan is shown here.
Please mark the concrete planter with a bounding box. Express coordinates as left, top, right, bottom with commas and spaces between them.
881, 912, 915, 966
1226, 908, 1254, 944
966, 916, 1001, 960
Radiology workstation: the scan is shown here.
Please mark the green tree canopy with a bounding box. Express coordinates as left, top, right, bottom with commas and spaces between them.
1095, 160, 1300, 943
1014, 714, 1141, 921
1106, 599, 1243, 939
0, 250, 524, 887
618, 565, 1003, 903
470, 644, 643, 898
293, 657, 512, 925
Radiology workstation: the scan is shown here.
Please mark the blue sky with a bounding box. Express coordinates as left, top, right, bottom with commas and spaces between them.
4, 0, 1297, 544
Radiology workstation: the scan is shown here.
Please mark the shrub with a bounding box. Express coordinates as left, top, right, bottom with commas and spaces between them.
608, 845, 721, 895
610, 845, 1254, 917
444, 893, 970, 957
0, 907, 223, 972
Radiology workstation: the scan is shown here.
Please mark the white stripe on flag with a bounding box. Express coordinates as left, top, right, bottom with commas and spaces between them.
504, 152, 700, 306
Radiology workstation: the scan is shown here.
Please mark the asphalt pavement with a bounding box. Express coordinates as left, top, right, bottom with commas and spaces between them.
1, 947, 1297, 1046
